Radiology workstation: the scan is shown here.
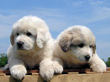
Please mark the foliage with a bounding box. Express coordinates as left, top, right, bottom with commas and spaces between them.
0, 53, 7, 67
106, 57, 110, 67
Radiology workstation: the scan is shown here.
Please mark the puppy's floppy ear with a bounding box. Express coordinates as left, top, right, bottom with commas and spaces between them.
59, 34, 71, 52
93, 44, 96, 54
10, 32, 14, 45
36, 29, 49, 48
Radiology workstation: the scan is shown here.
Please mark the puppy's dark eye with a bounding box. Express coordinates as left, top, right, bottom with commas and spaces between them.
16, 33, 19, 36
26, 32, 32, 36
89, 45, 93, 48
78, 43, 84, 48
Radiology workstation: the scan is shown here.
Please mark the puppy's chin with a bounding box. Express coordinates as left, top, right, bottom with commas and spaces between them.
16, 48, 34, 55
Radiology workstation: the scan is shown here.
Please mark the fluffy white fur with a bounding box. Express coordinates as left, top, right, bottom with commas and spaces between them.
41, 25, 107, 80
7, 16, 54, 80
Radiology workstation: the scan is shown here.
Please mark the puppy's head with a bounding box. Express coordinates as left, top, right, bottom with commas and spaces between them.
10, 16, 51, 52
58, 25, 96, 63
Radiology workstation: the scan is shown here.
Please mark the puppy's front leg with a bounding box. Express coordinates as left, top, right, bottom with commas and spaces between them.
40, 58, 55, 81
90, 53, 106, 72
40, 58, 63, 81
52, 58, 63, 74
8, 57, 27, 80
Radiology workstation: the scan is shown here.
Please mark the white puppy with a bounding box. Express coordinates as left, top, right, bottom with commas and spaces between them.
7, 16, 54, 80
42, 25, 106, 80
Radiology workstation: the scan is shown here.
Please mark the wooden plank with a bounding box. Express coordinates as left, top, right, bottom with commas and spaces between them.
0, 72, 109, 82
107, 67, 110, 71
0, 75, 44, 82
50, 72, 110, 82
68, 72, 79, 74
0, 68, 109, 82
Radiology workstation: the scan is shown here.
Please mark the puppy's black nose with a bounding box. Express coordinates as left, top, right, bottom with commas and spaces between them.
85, 55, 90, 61
17, 41, 24, 49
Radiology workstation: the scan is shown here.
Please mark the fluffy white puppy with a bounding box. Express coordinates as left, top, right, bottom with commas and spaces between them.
7, 16, 54, 80
44, 25, 106, 80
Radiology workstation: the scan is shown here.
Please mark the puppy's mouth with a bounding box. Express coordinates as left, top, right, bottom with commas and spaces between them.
17, 47, 25, 50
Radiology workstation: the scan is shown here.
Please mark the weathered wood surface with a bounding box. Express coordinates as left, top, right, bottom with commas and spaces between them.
0, 68, 110, 82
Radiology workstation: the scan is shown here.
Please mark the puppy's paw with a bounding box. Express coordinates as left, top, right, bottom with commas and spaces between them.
10, 66, 27, 80
53, 63, 63, 74
40, 66, 54, 81
90, 61, 106, 72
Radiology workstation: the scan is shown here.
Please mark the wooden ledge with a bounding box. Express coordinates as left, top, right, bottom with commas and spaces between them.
0, 68, 109, 82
